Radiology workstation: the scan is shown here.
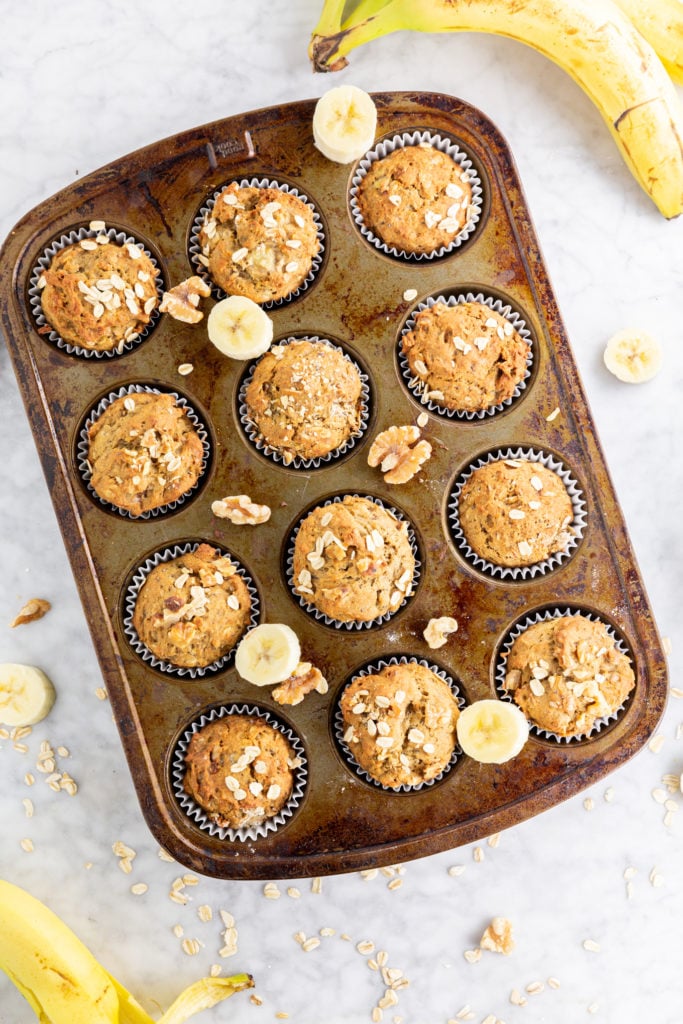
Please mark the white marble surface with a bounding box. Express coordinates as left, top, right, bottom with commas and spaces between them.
1, 2, 682, 1022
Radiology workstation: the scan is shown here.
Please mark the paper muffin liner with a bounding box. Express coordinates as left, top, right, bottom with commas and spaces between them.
122, 541, 260, 679
188, 177, 325, 308
349, 131, 483, 262
28, 224, 165, 359
285, 494, 421, 631
237, 335, 371, 469
334, 655, 465, 792
494, 606, 635, 744
76, 384, 211, 519
171, 703, 307, 842
398, 291, 534, 420
447, 446, 587, 581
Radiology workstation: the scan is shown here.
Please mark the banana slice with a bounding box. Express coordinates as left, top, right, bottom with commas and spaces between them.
234, 624, 301, 686
603, 328, 662, 383
207, 295, 274, 360
312, 85, 378, 164
0, 663, 56, 726
456, 699, 529, 765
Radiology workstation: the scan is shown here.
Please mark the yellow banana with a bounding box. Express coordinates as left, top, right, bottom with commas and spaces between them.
611, 0, 683, 82
0, 879, 253, 1024
309, 0, 683, 218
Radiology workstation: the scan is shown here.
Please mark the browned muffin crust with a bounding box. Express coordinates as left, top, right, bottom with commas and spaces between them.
340, 662, 460, 787
87, 391, 204, 516
503, 615, 635, 738
198, 182, 320, 303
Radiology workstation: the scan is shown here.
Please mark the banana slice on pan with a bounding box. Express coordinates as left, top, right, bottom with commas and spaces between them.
235, 624, 301, 686
313, 85, 378, 164
603, 328, 662, 383
456, 699, 529, 764
0, 663, 56, 726
207, 295, 274, 360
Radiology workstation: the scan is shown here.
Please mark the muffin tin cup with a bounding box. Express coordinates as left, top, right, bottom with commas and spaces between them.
76, 384, 212, 520
122, 541, 260, 679
398, 291, 534, 420
28, 224, 164, 359
447, 446, 587, 581
285, 494, 421, 631
237, 335, 371, 469
170, 703, 308, 842
494, 606, 635, 744
334, 655, 465, 792
349, 130, 483, 262
188, 177, 325, 308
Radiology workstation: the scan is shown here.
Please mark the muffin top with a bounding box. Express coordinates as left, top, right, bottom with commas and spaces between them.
39, 238, 158, 351
340, 662, 460, 788
132, 544, 252, 669
503, 615, 635, 738
182, 715, 295, 830
198, 182, 320, 303
87, 391, 204, 516
401, 301, 530, 412
457, 458, 574, 567
356, 144, 474, 255
292, 495, 415, 623
244, 339, 364, 463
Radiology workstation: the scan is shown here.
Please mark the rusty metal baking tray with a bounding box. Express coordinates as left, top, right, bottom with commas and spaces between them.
0, 92, 668, 879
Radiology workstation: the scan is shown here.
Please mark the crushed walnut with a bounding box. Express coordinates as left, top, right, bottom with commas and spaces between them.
11, 598, 51, 628
479, 917, 515, 955
272, 662, 329, 706
212, 494, 271, 525
367, 424, 432, 485
159, 276, 212, 324
423, 616, 458, 649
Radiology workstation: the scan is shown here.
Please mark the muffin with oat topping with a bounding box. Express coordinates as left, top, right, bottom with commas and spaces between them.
355, 145, 474, 255
39, 237, 159, 351
198, 182, 320, 303
87, 391, 204, 516
244, 338, 364, 463
502, 614, 635, 738
458, 458, 574, 567
132, 544, 252, 668
340, 662, 460, 787
401, 301, 530, 412
292, 495, 415, 623
183, 714, 295, 829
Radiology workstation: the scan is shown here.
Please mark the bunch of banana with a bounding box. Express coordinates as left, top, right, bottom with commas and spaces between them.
308, 0, 683, 218
0, 879, 253, 1024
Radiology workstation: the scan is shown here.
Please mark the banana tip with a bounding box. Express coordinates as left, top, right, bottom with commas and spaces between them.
309, 33, 349, 73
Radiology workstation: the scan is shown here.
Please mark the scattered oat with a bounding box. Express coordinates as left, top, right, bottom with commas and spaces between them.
648, 734, 665, 754
20, 838, 34, 852
584, 797, 594, 811
361, 868, 379, 881
387, 877, 403, 891
652, 788, 667, 804
662, 636, 672, 655
10, 597, 51, 627
131, 883, 148, 895
546, 407, 561, 422
547, 977, 561, 989
197, 904, 212, 922
24, 773, 35, 786
302, 937, 321, 952
604, 787, 615, 802
357, 940, 375, 955
480, 917, 514, 955
463, 948, 482, 964
263, 882, 281, 899
181, 938, 201, 956
526, 981, 544, 995
250, 994, 263, 1006
448, 865, 465, 877
311, 876, 323, 894
487, 832, 501, 848
510, 989, 527, 1006
178, 363, 194, 376
649, 867, 664, 887
95, 687, 108, 701
158, 847, 175, 863
423, 616, 458, 649
416, 411, 429, 429
403, 288, 418, 302
587, 1003, 599, 1014
473, 846, 484, 863
22, 798, 34, 817
287, 887, 301, 899
582, 939, 601, 953
671, 688, 683, 699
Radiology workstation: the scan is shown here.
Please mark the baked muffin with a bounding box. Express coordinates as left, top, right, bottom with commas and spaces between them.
132, 544, 252, 668
198, 182, 320, 303
340, 662, 460, 787
183, 714, 295, 829
401, 301, 529, 412
356, 145, 474, 255
292, 495, 415, 623
244, 339, 364, 463
87, 391, 204, 516
502, 615, 635, 738
39, 237, 158, 351
457, 458, 574, 567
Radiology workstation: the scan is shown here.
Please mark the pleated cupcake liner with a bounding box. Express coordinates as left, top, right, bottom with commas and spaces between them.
171, 703, 308, 842
122, 541, 260, 679
447, 446, 587, 581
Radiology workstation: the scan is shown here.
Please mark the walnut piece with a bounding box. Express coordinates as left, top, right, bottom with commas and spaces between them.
272, 662, 328, 706
10, 598, 51, 628
423, 616, 458, 649
211, 494, 271, 525
159, 276, 212, 324
367, 424, 432, 484
479, 917, 515, 955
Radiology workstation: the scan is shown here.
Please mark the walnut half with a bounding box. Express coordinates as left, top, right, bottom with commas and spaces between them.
479, 917, 515, 955
211, 494, 271, 525
367, 424, 432, 484
159, 276, 212, 324
10, 598, 51, 628
272, 662, 328, 706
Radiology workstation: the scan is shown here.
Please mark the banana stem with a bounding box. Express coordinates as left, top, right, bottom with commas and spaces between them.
310, 0, 404, 70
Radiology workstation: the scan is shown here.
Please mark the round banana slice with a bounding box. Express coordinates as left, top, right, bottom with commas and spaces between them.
235, 623, 301, 686
603, 328, 662, 383
207, 295, 274, 360
313, 85, 378, 164
0, 663, 56, 726
456, 699, 529, 765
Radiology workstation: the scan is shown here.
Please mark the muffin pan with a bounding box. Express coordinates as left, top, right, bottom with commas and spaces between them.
0, 92, 668, 879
